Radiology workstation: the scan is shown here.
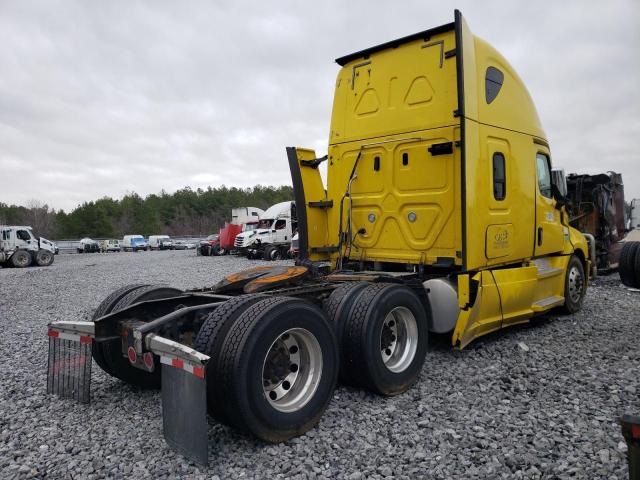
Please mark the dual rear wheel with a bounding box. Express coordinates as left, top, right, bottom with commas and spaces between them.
195, 296, 338, 442
91, 281, 429, 443
193, 282, 429, 441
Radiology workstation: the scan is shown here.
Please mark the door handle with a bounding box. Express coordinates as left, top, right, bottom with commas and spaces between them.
537, 227, 543, 246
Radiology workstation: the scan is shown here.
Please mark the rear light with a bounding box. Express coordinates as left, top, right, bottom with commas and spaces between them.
127, 347, 137, 364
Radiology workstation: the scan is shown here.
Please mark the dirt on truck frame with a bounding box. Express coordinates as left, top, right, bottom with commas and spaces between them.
47, 10, 593, 465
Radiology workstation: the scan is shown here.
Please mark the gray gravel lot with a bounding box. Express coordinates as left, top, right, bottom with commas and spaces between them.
0, 251, 638, 479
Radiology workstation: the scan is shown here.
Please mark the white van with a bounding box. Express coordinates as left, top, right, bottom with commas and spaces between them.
122, 235, 149, 252
148, 235, 173, 250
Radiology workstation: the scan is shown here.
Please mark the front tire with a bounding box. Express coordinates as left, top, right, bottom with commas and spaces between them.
263, 245, 276, 261
561, 255, 586, 313
215, 297, 338, 442
342, 284, 428, 396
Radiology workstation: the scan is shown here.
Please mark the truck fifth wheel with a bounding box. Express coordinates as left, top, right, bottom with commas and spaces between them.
47, 10, 592, 465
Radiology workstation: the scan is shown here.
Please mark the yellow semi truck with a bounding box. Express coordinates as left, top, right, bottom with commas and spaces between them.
47, 11, 593, 465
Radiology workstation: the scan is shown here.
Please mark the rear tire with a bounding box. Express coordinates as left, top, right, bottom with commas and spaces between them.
35, 249, 54, 266
633, 245, 640, 288
216, 297, 338, 442
561, 255, 586, 314
11, 250, 32, 268
342, 284, 428, 396
194, 295, 266, 423
322, 282, 370, 383
99, 285, 183, 388
619, 242, 639, 287
91, 284, 149, 375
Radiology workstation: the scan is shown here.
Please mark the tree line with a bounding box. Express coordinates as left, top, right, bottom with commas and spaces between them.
0, 185, 293, 240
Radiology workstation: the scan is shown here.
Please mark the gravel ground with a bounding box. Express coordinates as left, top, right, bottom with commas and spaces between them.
0, 251, 638, 479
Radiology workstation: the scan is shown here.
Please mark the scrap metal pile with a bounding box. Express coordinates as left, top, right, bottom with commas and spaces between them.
565, 172, 626, 271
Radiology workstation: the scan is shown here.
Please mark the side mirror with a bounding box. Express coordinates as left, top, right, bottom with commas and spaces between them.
551, 184, 570, 210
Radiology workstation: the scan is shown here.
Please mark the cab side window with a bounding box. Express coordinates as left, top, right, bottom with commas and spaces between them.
493, 152, 506, 200
536, 153, 552, 198
275, 220, 286, 230
17, 230, 31, 241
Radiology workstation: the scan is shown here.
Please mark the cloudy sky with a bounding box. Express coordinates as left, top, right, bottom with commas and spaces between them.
0, 0, 638, 211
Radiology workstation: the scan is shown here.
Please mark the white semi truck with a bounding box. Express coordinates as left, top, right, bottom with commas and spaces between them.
231, 206, 264, 225
0, 225, 56, 267
233, 201, 294, 260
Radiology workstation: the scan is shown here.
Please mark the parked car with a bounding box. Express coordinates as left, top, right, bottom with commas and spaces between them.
198, 234, 221, 256
100, 239, 121, 253
77, 237, 99, 253
148, 235, 174, 250
122, 235, 149, 252
173, 240, 196, 250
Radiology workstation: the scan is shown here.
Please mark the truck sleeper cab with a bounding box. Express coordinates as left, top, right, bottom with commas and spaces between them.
47, 11, 591, 466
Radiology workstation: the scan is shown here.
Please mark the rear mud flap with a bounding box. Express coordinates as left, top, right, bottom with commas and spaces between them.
46, 331, 92, 403
160, 356, 209, 466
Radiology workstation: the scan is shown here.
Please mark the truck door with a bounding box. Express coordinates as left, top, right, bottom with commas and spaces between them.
274, 219, 288, 243
15, 229, 35, 249
534, 152, 564, 257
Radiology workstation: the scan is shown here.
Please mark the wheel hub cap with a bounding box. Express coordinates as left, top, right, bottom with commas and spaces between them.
262, 328, 323, 413
568, 266, 584, 302
379, 306, 418, 373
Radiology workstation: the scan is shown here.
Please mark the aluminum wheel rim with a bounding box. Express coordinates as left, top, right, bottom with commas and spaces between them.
568, 265, 584, 303
380, 306, 418, 373
262, 328, 322, 413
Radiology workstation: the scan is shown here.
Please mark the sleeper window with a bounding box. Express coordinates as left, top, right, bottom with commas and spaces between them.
493, 153, 506, 200
485, 67, 504, 104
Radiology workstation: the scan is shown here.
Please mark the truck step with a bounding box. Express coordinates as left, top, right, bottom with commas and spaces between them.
531, 295, 564, 311
533, 260, 563, 279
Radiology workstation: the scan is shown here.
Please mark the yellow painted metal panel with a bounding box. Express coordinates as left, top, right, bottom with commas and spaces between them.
293, 148, 331, 262
453, 271, 503, 349
485, 224, 514, 259
491, 266, 537, 326
326, 128, 462, 265
471, 37, 546, 140
330, 30, 458, 146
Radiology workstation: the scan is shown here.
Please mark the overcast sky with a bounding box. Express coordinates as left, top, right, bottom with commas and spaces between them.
0, 0, 638, 211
